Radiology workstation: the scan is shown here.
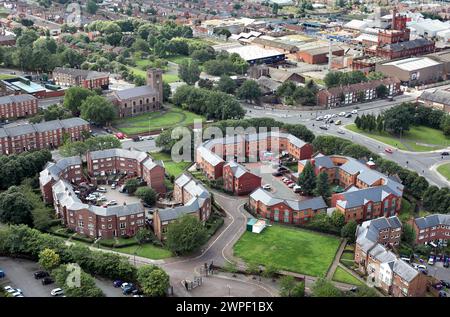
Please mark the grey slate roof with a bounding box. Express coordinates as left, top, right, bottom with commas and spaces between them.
35, 120, 63, 133
39, 156, 83, 186
385, 38, 433, 53
114, 85, 157, 100
250, 188, 327, 211
60, 117, 89, 128
4, 123, 36, 136
53, 67, 109, 80
419, 89, 450, 106
197, 146, 224, 166
0, 94, 36, 105
356, 215, 402, 244
336, 185, 397, 209
89, 148, 148, 162
312, 154, 335, 169
393, 259, 419, 282
414, 214, 450, 230
225, 161, 250, 178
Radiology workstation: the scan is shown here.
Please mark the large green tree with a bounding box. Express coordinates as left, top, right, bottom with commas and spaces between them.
38, 248, 60, 271
311, 278, 342, 297
178, 60, 201, 85
135, 187, 157, 206
80, 95, 117, 125
236, 80, 261, 103
297, 161, 316, 196
314, 172, 330, 197
341, 220, 358, 243
165, 215, 208, 255
136, 265, 170, 297
63, 86, 95, 115
0, 186, 33, 226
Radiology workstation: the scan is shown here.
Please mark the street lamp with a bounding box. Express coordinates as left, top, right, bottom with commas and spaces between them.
226, 284, 231, 297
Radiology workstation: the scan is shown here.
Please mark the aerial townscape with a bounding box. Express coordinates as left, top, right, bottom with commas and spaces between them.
0, 0, 450, 307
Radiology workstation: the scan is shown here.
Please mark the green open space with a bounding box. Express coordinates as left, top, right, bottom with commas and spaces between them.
233, 224, 341, 277
0, 74, 18, 80
346, 124, 450, 152
114, 107, 205, 135
437, 163, 450, 181
150, 151, 191, 178
111, 243, 173, 260
332, 267, 364, 286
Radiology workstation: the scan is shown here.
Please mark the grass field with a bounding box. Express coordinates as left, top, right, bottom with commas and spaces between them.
113, 243, 173, 260
114, 107, 205, 135
234, 225, 341, 277
437, 163, 450, 181
346, 124, 450, 152
332, 267, 364, 286
150, 151, 191, 177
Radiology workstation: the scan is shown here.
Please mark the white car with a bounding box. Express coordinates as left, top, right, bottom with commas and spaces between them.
262, 184, 271, 190
287, 183, 296, 188
12, 290, 23, 297
428, 257, 435, 265
4, 286, 15, 293
50, 288, 64, 296
111, 183, 116, 190
417, 264, 427, 270
97, 187, 107, 193
121, 283, 132, 290
331, 114, 337, 118
339, 111, 346, 116
97, 196, 107, 202
316, 116, 324, 121
351, 109, 358, 114
293, 185, 302, 193
107, 200, 118, 206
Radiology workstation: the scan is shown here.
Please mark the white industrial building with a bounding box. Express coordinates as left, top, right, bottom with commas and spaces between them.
407, 19, 450, 38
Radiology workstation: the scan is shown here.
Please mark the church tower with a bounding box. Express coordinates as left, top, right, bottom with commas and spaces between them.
147, 68, 163, 104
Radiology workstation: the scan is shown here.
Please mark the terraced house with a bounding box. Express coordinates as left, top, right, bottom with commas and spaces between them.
248, 188, 327, 225
413, 214, 450, 245
52, 67, 110, 90
299, 154, 404, 222
223, 161, 261, 195
153, 174, 211, 240
0, 94, 38, 119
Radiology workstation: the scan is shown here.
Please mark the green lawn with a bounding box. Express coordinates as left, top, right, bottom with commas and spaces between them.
126, 65, 179, 83
437, 163, 450, 181
114, 107, 205, 135
332, 267, 364, 286
0, 74, 17, 80
113, 243, 173, 260
234, 225, 341, 277
162, 73, 180, 83
166, 55, 193, 65
346, 124, 450, 152
151, 151, 191, 177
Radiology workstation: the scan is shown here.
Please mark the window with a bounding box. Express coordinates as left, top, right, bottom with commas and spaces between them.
284, 211, 290, 223
274, 209, 279, 222
78, 220, 84, 228
119, 223, 126, 229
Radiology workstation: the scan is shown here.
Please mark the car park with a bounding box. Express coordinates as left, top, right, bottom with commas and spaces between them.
97, 187, 107, 193
113, 280, 123, 288
440, 280, 450, 288
50, 288, 64, 296
34, 271, 49, 279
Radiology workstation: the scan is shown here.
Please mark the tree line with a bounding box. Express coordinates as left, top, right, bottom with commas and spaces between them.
276, 80, 318, 107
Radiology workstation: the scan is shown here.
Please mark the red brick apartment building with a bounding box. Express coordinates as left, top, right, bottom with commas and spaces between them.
40, 149, 168, 239
299, 154, 404, 223
413, 214, 450, 245
0, 117, 89, 155
153, 174, 211, 240
316, 77, 401, 108
223, 161, 261, 195
354, 216, 428, 297
52, 67, 110, 90
0, 94, 38, 119
249, 188, 327, 225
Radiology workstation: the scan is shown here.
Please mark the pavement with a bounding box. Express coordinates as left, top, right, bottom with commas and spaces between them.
0, 256, 126, 297
243, 90, 450, 188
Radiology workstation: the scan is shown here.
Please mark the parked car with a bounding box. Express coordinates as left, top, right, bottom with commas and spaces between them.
277, 166, 288, 172
132, 136, 143, 142
97, 187, 107, 193
439, 291, 447, 297
384, 148, 393, 154
349, 287, 358, 292
440, 280, 450, 288
4, 286, 16, 293
42, 277, 54, 285
419, 268, 428, 275
272, 171, 282, 177
121, 282, 133, 290
12, 290, 23, 297
428, 257, 435, 265
293, 185, 302, 193
34, 271, 49, 279
287, 183, 295, 188
50, 288, 64, 296
0, 270, 5, 278
262, 184, 271, 190
345, 113, 352, 118
107, 200, 118, 206
115, 132, 126, 140
337, 130, 345, 135
441, 152, 449, 156
339, 112, 346, 117
444, 261, 449, 268
433, 283, 443, 290
316, 116, 324, 121
113, 280, 123, 288
335, 120, 341, 125
319, 125, 328, 130
417, 264, 427, 270
351, 109, 358, 114
111, 183, 117, 190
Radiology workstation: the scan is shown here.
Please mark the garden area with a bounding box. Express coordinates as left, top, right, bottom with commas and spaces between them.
340, 244, 356, 270
437, 163, 450, 181
346, 124, 450, 152
332, 267, 364, 286
233, 224, 341, 277
104, 243, 173, 260
150, 151, 192, 178
113, 107, 205, 135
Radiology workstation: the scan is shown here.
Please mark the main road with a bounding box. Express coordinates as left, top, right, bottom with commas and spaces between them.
243, 91, 450, 188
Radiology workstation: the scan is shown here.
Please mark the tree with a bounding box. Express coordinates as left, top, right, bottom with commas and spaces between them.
297, 161, 316, 195
80, 95, 116, 125
311, 278, 342, 297
236, 80, 261, 103
178, 60, 201, 85
440, 115, 450, 136
155, 128, 177, 153
341, 220, 358, 243
86, 0, 99, 14
279, 276, 297, 296
165, 215, 208, 254
125, 179, 140, 195
0, 186, 33, 226
217, 75, 237, 94
163, 82, 171, 102
402, 223, 416, 245
38, 248, 60, 271
331, 210, 345, 228
63, 87, 95, 115
198, 78, 214, 89
52, 264, 104, 297
352, 285, 379, 297
383, 104, 415, 135
59, 135, 121, 157
135, 228, 154, 245
314, 172, 330, 197
135, 187, 157, 206
376, 84, 388, 98
136, 265, 170, 297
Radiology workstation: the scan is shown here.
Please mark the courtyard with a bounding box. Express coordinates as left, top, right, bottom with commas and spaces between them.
233, 224, 341, 277
93, 184, 142, 207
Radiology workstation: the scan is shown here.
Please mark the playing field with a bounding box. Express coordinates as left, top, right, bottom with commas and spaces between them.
234, 225, 341, 277
114, 107, 204, 135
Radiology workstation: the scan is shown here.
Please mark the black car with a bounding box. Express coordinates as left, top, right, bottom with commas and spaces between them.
272, 171, 282, 177
345, 113, 352, 118
132, 289, 143, 296
319, 126, 328, 130
42, 277, 54, 285
444, 261, 449, 268
441, 280, 450, 288
442, 152, 449, 156
34, 271, 49, 279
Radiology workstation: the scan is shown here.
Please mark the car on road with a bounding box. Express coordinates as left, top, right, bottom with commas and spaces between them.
42, 277, 54, 285
34, 271, 49, 279
442, 152, 449, 156
384, 148, 393, 154
418, 268, 428, 275
104, 128, 112, 134
439, 291, 447, 297
293, 185, 302, 193
113, 280, 123, 288
428, 257, 435, 265
351, 110, 358, 114
319, 125, 328, 130
262, 184, 271, 190
50, 288, 64, 296
111, 183, 117, 190
0, 270, 5, 278
339, 112, 346, 117
271, 171, 282, 177
115, 132, 126, 139
444, 261, 449, 268
337, 130, 345, 134
440, 280, 450, 288
417, 264, 427, 270
4, 286, 16, 293
132, 136, 144, 142
316, 116, 324, 121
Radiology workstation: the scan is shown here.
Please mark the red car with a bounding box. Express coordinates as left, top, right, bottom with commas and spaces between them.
115, 132, 126, 140
384, 148, 393, 154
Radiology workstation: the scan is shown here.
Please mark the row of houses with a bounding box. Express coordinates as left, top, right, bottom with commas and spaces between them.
355, 216, 428, 297
299, 154, 404, 223
0, 117, 89, 155
0, 93, 38, 120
